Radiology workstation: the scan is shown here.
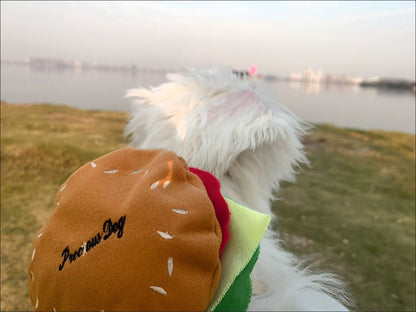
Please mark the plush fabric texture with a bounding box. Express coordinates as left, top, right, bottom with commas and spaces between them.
215, 247, 260, 312
28, 148, 222, 312
189, 167, 230, 256
208, 198, 271, 311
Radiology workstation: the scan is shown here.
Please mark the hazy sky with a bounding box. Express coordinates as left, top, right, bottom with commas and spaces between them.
1, 1, 415, 79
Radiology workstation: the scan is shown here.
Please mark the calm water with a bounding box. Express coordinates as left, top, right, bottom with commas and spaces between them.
1, 65, 415, 134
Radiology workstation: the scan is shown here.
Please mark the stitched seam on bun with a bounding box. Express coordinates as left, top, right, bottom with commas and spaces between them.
207, 260, 222, 309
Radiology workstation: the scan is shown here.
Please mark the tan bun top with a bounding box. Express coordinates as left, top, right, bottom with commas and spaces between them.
28, 148, 222, 311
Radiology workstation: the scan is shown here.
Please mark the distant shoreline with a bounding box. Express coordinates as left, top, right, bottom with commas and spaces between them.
2, 59, 415, 92
262, 73, 416, 93
0, 59, 170, 74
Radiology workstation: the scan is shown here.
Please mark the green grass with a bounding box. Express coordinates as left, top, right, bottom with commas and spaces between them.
274, 124, 415, 311
1, 103, 128, 311
1, 103, 415, 311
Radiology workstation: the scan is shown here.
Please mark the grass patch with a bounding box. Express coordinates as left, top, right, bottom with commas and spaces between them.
1, 103, 128, 311
274, 124, 415, 311
1, 103, 415, 311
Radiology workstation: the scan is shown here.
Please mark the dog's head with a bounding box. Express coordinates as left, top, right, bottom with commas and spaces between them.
125, 67, 308, 215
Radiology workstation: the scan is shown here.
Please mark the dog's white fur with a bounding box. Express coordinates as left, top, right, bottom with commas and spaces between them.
124, 67, 352, 311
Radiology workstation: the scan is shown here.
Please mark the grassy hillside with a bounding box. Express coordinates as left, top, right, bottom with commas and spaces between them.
1, 103, 415, 311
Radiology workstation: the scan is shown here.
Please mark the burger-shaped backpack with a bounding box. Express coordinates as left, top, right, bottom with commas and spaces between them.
28, 148, 270, 311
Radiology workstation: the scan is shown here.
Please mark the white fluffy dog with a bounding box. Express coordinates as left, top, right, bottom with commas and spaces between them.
124, 67, 352, 311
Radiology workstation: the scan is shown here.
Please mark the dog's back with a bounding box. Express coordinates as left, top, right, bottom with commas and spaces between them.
125, 67, 352, 311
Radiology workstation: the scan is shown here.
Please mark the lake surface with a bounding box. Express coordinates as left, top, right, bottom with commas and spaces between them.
1, 65, 415, 134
